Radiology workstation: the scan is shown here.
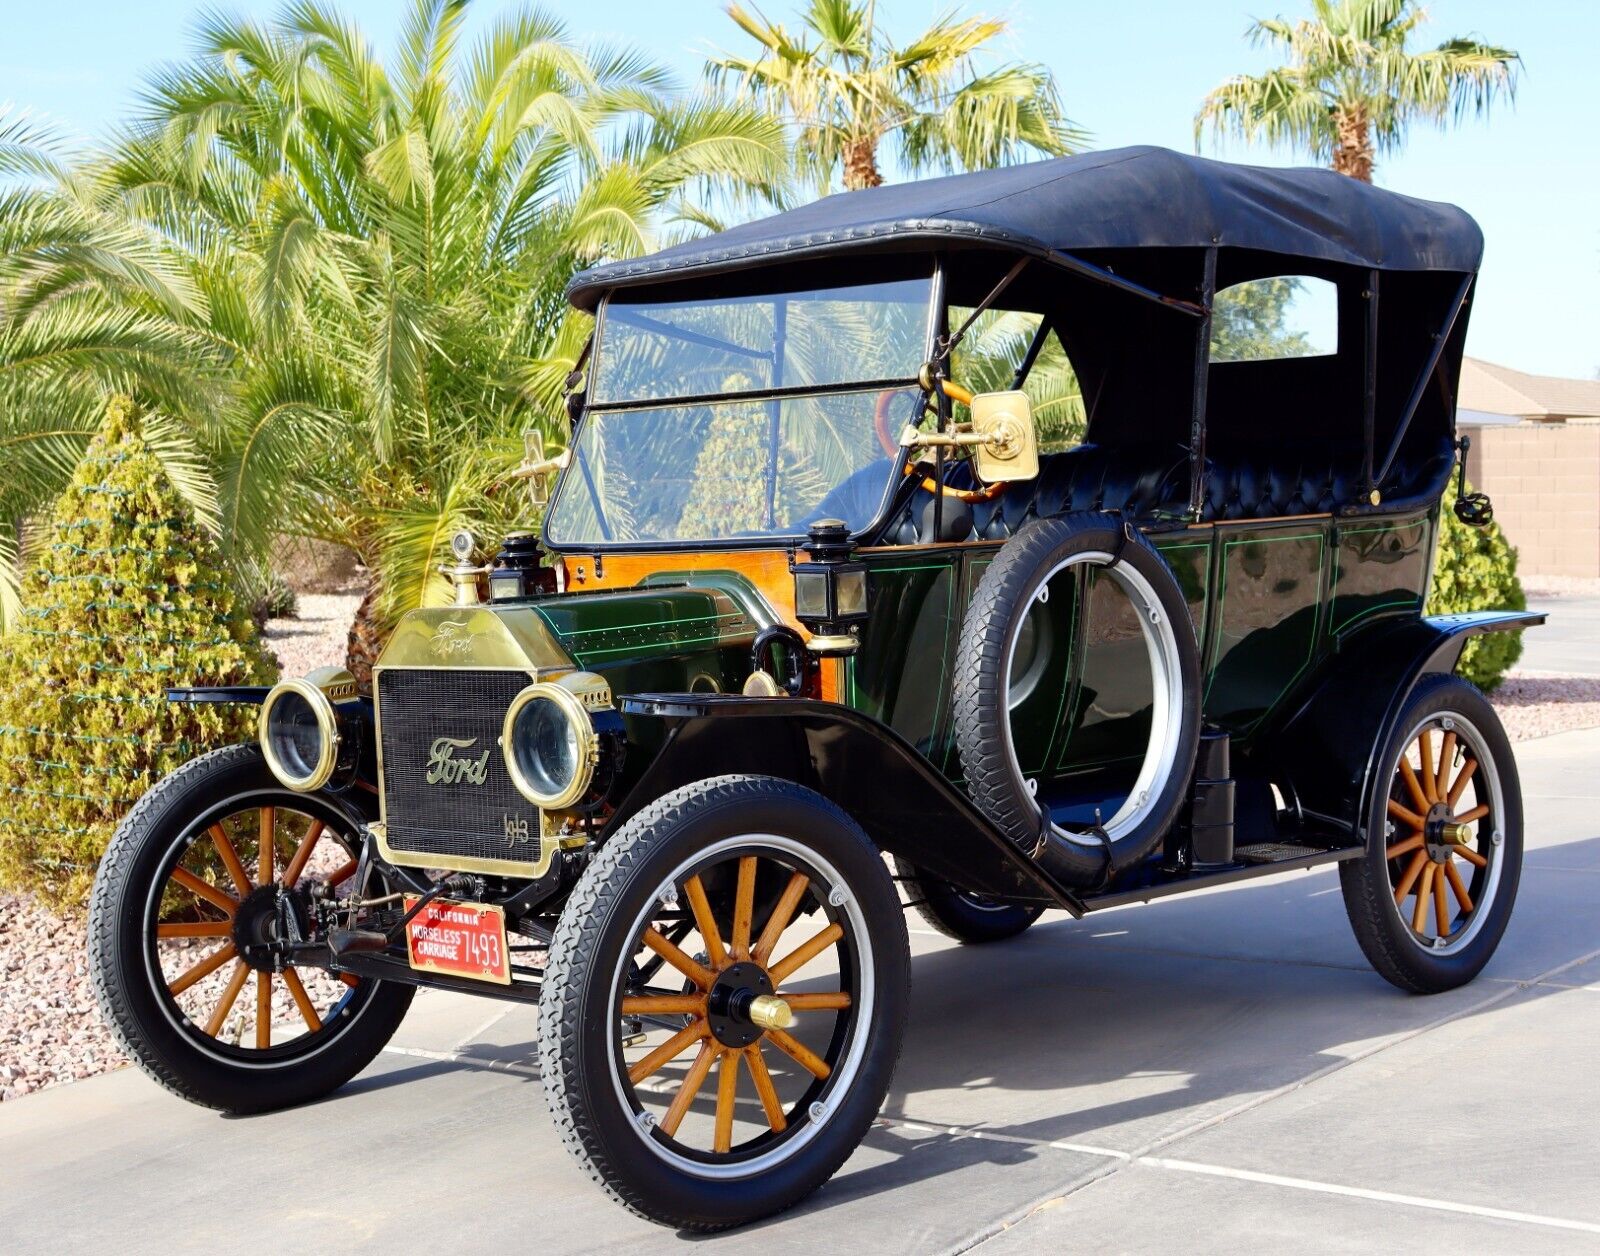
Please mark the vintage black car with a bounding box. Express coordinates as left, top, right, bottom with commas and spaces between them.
89, 147, 1538, 1230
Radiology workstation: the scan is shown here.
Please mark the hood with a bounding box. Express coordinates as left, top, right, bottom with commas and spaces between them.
376, 586, 762, 696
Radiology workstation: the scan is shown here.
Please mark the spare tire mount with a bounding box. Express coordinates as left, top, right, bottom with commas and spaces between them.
953, 513, 1202, 888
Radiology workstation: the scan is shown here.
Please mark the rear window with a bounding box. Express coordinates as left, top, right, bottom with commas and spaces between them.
1209, 276, 1337, 363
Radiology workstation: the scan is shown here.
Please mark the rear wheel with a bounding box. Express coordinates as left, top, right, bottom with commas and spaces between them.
1340, 676, 1522, 993
538, 776, 909, 1231
88, 745, 413, 1112
894, 858, 1044, 942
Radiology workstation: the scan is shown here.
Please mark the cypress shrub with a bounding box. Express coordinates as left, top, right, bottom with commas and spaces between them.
0, 396, 277, 911
1427, 476, 1526, 691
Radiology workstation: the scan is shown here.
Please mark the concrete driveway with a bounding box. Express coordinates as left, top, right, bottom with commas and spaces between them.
3, 728, 1598, 1254
1523, 593, 1600, 676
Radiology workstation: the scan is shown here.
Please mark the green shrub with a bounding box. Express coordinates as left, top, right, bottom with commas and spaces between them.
1427, 475, 1525, 691
0, 396, 277, 911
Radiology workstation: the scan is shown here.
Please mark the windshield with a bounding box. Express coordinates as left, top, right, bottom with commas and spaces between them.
546, 276, 932, 546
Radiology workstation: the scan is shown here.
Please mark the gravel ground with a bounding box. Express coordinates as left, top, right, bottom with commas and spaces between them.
3, 589, 1594, 1103
0, 892, 114, 1101
1490, 671, 1600, 743
263, 592, 362, 677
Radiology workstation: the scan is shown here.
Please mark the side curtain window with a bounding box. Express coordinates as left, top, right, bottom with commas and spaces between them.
1209, 276, 1338, 363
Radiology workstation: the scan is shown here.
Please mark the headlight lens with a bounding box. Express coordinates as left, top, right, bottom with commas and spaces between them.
503, 682, 597, 808
259, 681, 337, 791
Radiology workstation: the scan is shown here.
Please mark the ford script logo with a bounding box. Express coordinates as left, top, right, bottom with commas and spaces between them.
425, 736, 491, 785
429, 620, 475, 660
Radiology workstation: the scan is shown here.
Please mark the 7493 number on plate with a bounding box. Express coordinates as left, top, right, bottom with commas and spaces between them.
404, 898, 510, 985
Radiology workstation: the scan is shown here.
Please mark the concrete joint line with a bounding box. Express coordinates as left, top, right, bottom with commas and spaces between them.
383, 1044, 540, 1079
453, 1003, 518, 1051
1140, 1158, 1600, 1236
952, 942, 1600, 1253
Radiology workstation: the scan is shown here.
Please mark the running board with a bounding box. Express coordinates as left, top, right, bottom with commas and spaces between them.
1080, 844, 1360, 912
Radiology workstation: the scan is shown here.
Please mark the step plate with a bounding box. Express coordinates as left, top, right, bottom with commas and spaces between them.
1234, 842, 1326, 864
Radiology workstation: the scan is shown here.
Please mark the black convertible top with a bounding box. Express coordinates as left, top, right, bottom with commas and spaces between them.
567, 145, 1481, 310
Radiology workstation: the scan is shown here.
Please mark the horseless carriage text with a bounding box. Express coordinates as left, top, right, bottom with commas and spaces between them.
89, 147, 1539, 1230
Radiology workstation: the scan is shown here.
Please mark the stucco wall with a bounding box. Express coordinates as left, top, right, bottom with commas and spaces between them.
1463, 421, 1600, 578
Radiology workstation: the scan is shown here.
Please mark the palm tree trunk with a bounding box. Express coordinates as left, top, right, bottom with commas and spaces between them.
344, 575, 385, 690
842, 136, 884, 190
1331, 106, 1374, 182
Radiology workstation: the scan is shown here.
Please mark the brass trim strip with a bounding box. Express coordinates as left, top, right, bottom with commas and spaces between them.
375, 824, 556, 881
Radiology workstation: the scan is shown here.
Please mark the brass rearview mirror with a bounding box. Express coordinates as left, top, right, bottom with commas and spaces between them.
968, 390, 1039, 484
898, 388, 1040, 486
511, 430, 571, 509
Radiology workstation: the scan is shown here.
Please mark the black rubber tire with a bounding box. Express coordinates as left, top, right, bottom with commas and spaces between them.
1340, 675, 1522, 994
538, 775, 910, 1231
953, 513, 1202, 884
87, 745, 413, 1113
893, 857, 1045, 943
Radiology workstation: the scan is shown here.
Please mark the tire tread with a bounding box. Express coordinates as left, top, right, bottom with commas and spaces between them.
538, 774, 909, 1231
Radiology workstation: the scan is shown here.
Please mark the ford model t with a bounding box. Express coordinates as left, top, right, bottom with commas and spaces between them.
90, 147, 1538, 1229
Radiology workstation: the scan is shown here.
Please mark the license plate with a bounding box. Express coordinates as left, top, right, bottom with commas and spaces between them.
404, 898, 510, 985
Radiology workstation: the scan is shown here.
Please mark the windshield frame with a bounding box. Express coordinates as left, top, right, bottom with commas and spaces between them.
542, 265, 945, 554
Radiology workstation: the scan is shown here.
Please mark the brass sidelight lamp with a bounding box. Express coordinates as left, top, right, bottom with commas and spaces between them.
791, 519, 869, 655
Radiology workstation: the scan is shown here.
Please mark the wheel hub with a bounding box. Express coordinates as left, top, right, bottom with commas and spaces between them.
1423, 801, 1466, 864
705, 962, 776, 1048
231, 885, 308, 972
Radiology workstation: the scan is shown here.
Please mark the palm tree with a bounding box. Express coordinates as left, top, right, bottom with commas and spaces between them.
1196, 0, 1519, 182
0, 110, 225, 633
0, 2, 788, 675
710, 0, 1085, 192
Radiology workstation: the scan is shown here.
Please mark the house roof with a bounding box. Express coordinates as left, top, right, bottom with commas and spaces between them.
1459, 358, 1600, 421
566, 146, 1483, 311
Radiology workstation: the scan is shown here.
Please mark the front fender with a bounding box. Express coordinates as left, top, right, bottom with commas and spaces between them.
608, 694, 1081, 912
1266, 610, 1543, 846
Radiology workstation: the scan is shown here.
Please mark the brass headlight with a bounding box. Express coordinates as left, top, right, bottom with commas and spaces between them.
259, 678, 339, 792
502, 677, 604, 809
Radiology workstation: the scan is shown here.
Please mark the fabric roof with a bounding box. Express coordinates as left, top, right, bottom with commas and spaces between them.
567, 145, 1483, 310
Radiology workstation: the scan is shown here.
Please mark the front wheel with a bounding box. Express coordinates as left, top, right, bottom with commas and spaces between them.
88, 745, 413, 1112
1340, 675, 1522, 994
538, 776, 910, 1231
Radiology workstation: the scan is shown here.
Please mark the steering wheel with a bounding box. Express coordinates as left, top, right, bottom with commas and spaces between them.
873, 387, 912, 457
878, 377, 1006, 504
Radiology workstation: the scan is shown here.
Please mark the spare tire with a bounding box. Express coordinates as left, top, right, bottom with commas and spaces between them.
954, 514, 1201, 887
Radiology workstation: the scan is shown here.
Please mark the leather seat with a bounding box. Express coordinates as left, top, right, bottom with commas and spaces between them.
1198, 438, 1454, 521
880, 436, 1454, 543
884, 442, 1190, 544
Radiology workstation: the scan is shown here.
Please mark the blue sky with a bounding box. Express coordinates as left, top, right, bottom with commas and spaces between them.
4, 0, 1595, 377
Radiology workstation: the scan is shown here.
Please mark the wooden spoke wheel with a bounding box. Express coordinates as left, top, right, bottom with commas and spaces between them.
539, 776, 909, 1231
1383, 715, 1501, 954
152, 800, 362, 1056
616, 845, 861, 1164
88, 746, 413, 1113
1340, 676, 1522, 995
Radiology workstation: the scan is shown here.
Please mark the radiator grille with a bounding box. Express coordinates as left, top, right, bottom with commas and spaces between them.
376, 668, 542, 870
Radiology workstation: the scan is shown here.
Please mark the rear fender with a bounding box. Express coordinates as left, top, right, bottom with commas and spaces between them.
1266, 611, 1543, 847
609, 694, 1081, 913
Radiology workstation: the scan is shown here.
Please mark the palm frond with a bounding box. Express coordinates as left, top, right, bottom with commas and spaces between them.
1200, 0, 1520, 173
